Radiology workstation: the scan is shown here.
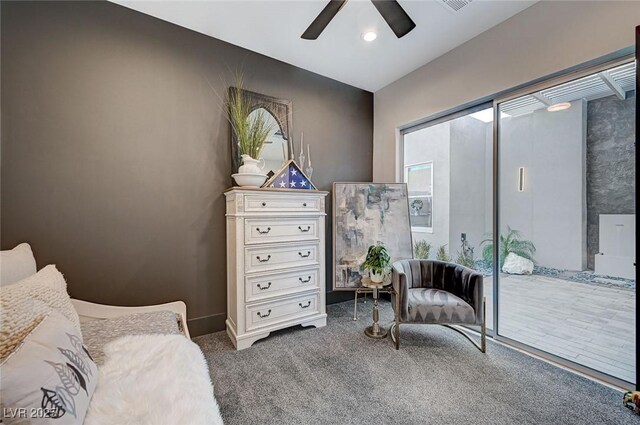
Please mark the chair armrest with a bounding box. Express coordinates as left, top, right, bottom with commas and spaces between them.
392, 262, 409, 318
449, 267, 483, 324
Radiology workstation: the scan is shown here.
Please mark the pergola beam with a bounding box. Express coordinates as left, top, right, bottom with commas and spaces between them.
598, 71, 626, 100
531, 92, 552, 106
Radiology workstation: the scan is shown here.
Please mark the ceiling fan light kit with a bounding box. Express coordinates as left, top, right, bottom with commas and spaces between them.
301, 0, 415, 40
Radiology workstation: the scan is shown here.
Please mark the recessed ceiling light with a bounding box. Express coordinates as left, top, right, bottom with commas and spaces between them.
362, 31, 377, 42
547, 102, 571, 112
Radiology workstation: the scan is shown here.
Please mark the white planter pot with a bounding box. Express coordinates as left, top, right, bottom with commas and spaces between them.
370, 270, 384, 283
232, 173, 267, 187
238, 155, 265, 174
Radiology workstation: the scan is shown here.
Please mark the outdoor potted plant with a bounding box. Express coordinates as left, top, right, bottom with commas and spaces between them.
361, 242, 391, 283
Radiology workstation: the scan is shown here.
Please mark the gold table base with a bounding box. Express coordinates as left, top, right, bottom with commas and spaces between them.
357, 277, 394, 339
364, 324, 388, 338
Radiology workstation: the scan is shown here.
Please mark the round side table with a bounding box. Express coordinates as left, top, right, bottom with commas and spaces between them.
361, 276, 391, 339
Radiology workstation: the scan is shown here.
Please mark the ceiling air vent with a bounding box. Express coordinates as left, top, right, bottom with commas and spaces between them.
440, 0, 473, 13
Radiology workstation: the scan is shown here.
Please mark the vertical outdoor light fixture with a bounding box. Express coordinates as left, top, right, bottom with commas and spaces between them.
518, 167, 525, 192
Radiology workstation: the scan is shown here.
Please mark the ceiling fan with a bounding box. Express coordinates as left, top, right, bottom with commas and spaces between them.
301, 0, 416, 40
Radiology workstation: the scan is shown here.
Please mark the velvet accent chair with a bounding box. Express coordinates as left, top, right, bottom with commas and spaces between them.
391, 259, 486, 352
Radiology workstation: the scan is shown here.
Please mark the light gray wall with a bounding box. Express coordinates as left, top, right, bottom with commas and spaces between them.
374, 1, 640, 183
403, 103, 589, 271
404, 116, 492, 261
449, 117, 491, 258
403, 123, 450, 253
586, 93, 636, 270
500, 101, 587, 270
0, 1, 373, 336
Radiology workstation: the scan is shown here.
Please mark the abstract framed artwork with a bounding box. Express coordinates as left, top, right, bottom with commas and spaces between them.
332, 182, 413, 290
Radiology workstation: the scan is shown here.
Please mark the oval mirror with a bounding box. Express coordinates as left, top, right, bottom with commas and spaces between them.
248, 107, 287, 177
229, 88, 293, 178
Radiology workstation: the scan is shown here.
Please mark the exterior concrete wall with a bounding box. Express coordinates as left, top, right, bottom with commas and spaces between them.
586, 94, 636, 270
500, 101, 587, 270
449, 117, 492, 258
403, 123, 450, 253
404, 101, 589, 271
404, 116, 492, 261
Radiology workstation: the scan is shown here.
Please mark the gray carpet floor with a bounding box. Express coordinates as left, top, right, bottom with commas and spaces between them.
194, 300, 637, 425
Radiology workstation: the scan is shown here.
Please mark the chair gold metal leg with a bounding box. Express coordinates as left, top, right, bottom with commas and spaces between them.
481, 297, 487, 353
353, 290, 358, 321
443, 298, 487, 353
393, 289, 401, 350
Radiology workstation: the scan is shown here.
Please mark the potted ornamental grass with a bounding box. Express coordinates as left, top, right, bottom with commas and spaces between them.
361, 242, 391, 283
226, 75, 274, 186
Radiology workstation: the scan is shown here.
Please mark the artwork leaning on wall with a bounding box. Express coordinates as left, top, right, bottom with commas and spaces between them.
332, 183, 413, 290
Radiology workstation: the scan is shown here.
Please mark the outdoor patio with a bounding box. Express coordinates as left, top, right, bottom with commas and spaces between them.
483, 274, 636, 383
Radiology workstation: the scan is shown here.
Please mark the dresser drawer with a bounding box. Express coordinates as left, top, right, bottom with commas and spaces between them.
245, 267, 319, 302
245, 293, 320, 332
245, 218, 319, 245
244, 194, 321, 213
245, 243, 319, 273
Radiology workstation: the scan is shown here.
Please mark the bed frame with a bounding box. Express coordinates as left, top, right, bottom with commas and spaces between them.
71, 299, 190, 338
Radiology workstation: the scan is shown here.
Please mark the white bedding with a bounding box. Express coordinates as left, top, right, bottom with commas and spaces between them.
84, 334, 223, 425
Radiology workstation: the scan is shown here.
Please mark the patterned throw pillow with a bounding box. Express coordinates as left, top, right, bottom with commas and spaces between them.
0, 311, 98, 424
0, 265, 81, 361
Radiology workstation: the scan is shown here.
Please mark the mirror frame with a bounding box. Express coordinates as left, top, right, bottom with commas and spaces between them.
229, 87, 293, 174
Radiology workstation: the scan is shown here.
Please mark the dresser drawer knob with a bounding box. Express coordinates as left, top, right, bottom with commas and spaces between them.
257, 282, 272, 290
256, 255, 271, 263
256, 309, 272, 318
261, 202, 267, 207
298, 225, 311, 233
256, 227, 271, 234
303, 202, 307, 207
298, 251, 311, 258
299, 276, 312, 283
299, 301, 312, 309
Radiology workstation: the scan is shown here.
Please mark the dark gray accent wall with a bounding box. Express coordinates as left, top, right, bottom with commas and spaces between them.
586, 93, 636, 270
0, 1, 373, 335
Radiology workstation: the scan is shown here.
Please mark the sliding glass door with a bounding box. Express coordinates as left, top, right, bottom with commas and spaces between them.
496, 60, 636, 384
402, 104, 494, 331
401, 57, 636, 386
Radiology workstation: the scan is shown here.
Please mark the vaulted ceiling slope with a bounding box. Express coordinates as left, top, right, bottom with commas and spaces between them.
111, 0, 537, 92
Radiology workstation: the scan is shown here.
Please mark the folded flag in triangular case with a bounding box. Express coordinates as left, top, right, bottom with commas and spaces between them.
263, 160, 316, 190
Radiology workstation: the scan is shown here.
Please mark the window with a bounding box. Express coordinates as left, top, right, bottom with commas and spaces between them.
404, 162, 433, 232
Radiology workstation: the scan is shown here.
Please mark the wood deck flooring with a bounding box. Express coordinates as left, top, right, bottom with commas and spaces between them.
483, 274, 635, 383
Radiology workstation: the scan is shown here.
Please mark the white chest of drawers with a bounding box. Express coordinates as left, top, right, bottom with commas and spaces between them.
225, 188, 328, 350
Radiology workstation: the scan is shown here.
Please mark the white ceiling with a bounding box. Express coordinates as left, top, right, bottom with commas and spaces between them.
112, 0, 538, 92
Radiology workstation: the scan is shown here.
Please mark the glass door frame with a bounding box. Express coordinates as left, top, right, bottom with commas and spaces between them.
492, 54, 636, 390
399, 100, 496, 337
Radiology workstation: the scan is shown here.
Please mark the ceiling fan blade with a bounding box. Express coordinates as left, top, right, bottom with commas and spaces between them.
371, 0, 416, 38
301, 0, 348, 40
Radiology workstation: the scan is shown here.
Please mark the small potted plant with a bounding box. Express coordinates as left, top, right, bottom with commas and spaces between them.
361, 242, 391, 283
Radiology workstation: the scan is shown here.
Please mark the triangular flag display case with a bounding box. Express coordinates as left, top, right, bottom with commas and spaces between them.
262, 160, 317, 190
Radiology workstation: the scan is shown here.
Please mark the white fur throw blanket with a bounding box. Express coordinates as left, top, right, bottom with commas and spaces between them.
84, 334, 223, 425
